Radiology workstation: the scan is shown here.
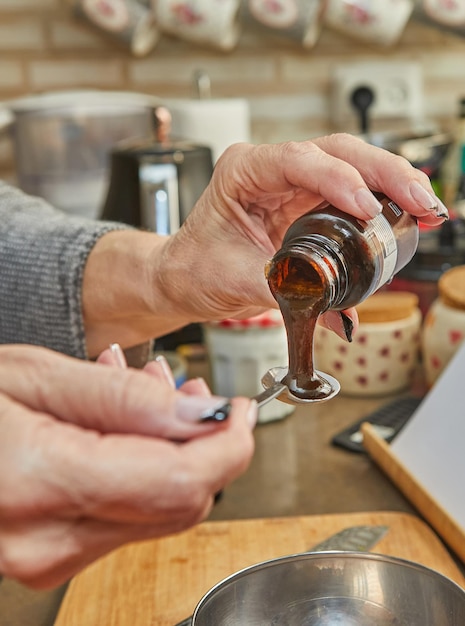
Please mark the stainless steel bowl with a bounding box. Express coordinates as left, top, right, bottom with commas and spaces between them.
192, 552, 465, 625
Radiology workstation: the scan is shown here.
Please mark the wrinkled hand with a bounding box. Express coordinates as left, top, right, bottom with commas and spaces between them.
0, 345, 255, 589
158, 134, 447, 339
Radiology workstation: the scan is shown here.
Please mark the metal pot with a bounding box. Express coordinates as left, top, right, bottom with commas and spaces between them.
0, 90, 160, 219
191, 551, 465, 625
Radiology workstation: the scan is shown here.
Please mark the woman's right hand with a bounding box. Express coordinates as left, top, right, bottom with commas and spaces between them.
0, 344, 256, 589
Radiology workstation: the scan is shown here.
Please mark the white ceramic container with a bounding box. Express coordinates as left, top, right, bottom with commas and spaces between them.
315, 292, 422, 397
422, 265, 465, 387
204, 310, 294, 423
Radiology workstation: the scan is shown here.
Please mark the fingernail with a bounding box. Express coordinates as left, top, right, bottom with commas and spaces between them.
354, 188, 383, 218
214, 490, 224, 504
340, 312, 354, 342
435, 198, 450, 220
247, 399, 258, 429
199, 402, 232, 423
154, 354, 176, 389
175, 395, 230, 423
110, 343, 127, 369
409, 181, 449, 219
193, 377, 213, 395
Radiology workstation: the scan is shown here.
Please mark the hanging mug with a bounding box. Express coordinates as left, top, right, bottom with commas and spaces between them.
241, 0, 328, 49
324, 0, 414, 47
412, 0, 465, 37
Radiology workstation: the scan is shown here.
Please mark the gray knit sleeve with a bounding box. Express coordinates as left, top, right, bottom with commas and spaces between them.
0, 181, 131, 359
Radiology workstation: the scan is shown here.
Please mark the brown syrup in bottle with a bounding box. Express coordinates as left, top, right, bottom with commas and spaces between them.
266, 194, 419, 401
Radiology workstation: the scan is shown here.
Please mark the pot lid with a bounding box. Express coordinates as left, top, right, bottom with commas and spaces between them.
2, 90, 161, 115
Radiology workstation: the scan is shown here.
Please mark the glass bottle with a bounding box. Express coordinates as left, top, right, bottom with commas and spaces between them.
265, 193, 419, 401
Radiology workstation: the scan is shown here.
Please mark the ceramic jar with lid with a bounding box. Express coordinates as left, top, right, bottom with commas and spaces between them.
314, 292, 422, 397
422, 265, 465, 387
203, 310, 294, 423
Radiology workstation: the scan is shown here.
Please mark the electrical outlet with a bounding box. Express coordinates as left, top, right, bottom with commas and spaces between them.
330, 61, 424, 131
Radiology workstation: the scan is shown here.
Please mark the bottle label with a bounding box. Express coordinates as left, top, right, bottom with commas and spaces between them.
364, 210, 398, 294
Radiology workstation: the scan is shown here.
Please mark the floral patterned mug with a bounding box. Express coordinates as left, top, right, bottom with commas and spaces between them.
155, 0, 242, 50
241, 0, 328, 48
412, 0, 465, 36
323, 0, 414, 46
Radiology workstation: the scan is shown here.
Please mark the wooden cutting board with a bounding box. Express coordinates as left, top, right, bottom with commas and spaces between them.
54, 511, 465, 626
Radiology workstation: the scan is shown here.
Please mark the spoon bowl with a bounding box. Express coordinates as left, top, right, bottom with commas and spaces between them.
261, 366, 341, 404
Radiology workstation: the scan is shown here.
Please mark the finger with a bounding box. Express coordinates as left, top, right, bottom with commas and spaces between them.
319, 308, 359, 342
0, 395, 255, 525
0, 345, 232, 440
143, 359, 212, 396
96, 343, 128, 368
142, 354, 176, 388
219, 141, 382, 222
230, 137, 447, 225
312, 134, 447, 225
0, 509, 212, 590
178, 377, 212, 396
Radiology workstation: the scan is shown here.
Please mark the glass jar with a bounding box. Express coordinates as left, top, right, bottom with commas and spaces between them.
203, 310, 295, 423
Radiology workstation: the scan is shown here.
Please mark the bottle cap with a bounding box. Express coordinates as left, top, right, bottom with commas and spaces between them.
356, 291, 419, 323
438, 265, 465, 310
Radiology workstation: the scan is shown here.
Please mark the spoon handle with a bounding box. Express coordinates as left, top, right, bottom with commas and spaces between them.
252, 383, 286, 409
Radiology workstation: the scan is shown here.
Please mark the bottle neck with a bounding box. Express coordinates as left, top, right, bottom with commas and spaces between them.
279, 236, 349, 310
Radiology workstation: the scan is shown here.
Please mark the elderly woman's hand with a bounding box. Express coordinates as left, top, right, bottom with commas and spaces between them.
82, 134, 448, 354
156, 134, 447, 338
0, 345, 255, 589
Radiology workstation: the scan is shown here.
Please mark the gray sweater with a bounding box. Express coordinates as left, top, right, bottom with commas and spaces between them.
0, 181, 129, 359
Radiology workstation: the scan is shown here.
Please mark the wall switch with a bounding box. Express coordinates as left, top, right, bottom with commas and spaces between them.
330, 61, 424, 132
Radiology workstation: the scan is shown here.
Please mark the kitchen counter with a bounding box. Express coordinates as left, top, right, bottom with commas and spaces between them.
0, 357, 434, 625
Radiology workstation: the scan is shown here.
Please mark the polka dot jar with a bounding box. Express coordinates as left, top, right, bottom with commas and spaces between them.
314, 292, 422, 397
203, 310, 295, 423
422, 265, 465, 387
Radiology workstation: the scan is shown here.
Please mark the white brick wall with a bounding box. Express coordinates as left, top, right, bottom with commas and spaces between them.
0, 60, 24, 89
28, 60, 124, 88
0, 18, 45, 50
1, 2, 465, 176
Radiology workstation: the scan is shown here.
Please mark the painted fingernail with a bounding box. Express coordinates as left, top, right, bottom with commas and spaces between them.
214, 490, 224, 504
199, 401, 232, 423
192, 377, 212, 396
175, 396, 230, 423
409, 181, 449, 219
154, 354, 176, 389
340, 312, 354, 343
354, 188, 383, 218
435, 198, 449, 220
110, 343, 127, 369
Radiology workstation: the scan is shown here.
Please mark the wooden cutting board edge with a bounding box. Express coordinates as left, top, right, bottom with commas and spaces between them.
54, 510, 465, 626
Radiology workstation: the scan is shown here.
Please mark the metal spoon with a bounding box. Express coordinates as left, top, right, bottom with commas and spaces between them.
201, 367, 340, 423
259, 366, 341, 405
